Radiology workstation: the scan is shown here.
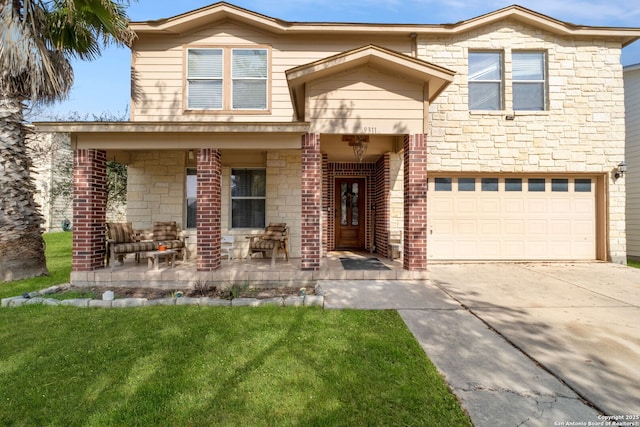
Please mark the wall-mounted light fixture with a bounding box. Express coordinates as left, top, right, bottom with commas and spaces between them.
188, 150, 195, 161
615, 161, 627, 179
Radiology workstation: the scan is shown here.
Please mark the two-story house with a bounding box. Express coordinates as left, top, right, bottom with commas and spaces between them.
37, 2, 640, 284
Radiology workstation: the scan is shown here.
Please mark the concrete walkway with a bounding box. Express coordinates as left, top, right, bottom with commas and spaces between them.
319, 263, 640, 426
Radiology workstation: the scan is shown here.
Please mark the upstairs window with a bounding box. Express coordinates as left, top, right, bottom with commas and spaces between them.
186, 47, 269, 111
232, 49, 268, 110
187, 49, 223, 110
513, 52, 546, 111
469, 52, 503, 110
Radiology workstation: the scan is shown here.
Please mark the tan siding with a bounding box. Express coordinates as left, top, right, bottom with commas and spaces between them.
308, 67, 424, 134
625, 68, 640, 257
131, 22, 411, 122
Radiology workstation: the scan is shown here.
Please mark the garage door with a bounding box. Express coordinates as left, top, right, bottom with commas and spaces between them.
427, 176, 596, 260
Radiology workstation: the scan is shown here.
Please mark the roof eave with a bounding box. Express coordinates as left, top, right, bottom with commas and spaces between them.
129, 3, 640, 43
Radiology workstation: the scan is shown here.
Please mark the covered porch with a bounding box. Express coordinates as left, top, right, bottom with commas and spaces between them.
34, 44, 454, 286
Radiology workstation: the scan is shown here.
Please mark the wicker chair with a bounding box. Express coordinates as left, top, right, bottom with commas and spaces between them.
247, 223, 289, 267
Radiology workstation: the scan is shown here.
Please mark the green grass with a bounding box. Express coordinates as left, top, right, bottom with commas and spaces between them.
627, 259, 640, 269
0, 232, 471, 426
0, 232, 72, 300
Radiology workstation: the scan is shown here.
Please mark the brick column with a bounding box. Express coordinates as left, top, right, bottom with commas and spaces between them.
403, 134, 428, 270
321, 154, 328, 257
72, 149, 107, 271
301, 133, 322, 270
196, 148, 222, 271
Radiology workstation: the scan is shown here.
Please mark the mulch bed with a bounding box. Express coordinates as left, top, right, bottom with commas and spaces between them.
66, 285, 315, 300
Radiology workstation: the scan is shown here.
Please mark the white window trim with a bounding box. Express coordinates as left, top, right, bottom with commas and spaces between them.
468, 50, 549, 113
512, 51, 547, 111
468, 51, 504, 111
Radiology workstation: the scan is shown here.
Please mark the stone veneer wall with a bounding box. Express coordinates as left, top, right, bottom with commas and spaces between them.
419, 19, 626, 262
266, 150, 302, 259
127, 150, 186, 229
126, 149, 304, 260
388, 152, 404, 242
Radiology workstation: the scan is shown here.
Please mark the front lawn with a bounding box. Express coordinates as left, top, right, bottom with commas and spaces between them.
0, 232, 471, 426
627, 259, 640, 269
0, 232, 72, 300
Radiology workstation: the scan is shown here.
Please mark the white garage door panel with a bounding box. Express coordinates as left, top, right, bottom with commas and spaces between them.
428, 176, 596, 260
457, 220, 477, 234
504, 199, 524, 214
503, 220, 524, 234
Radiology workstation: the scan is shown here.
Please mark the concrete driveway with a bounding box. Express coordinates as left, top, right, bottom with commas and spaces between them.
428, 262, 640, 417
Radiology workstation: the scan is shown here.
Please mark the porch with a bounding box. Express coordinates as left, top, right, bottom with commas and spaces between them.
69, 252, 428, 288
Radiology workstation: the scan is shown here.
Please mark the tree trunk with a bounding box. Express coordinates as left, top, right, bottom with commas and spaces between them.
0, 95, 48, 281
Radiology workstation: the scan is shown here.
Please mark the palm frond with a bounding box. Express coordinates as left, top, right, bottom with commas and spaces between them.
0, 1, 73, 102
0, 0, 135, 103
47, 0, 136, 59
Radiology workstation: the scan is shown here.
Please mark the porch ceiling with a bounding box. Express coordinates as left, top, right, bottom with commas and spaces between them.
286, 44, 455, 122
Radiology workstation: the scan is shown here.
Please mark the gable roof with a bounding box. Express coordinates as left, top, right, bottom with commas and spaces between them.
286, 45, 455, 120
130, 2, 640, 46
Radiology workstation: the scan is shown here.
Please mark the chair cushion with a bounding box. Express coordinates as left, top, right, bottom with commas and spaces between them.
251, 239, 276, 250
107, 222, 133, 243
112, 241, 156, 254
163, 240, 184, 250
262, 223, 287, 240
262, 231, 284, 241
153, 221, 178, 241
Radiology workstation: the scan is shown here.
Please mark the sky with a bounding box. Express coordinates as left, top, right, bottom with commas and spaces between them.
36, 0, 640, 120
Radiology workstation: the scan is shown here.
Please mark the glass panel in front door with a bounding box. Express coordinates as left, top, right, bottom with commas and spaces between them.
341, 182, 360, 226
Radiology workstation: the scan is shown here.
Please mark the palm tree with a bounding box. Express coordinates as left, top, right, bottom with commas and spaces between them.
0, 0, 135, 281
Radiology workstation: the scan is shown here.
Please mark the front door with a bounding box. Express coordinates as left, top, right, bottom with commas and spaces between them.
335, 178, 366, 249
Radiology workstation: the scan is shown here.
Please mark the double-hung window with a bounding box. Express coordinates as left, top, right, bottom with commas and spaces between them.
231, 169, 266, 228
187, 49, 223, 110
512, 51, 546, 111
231, 49, 268, 110
186, 47, 269, 111
468, 52, 503, 110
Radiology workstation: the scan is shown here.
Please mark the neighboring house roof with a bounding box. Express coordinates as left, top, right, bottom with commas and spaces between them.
129, 1, 640, 46
286, 45, 455, 121
625, 63, 640, 72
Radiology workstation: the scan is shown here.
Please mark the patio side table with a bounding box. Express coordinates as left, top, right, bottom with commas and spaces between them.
146, 249, 177, 270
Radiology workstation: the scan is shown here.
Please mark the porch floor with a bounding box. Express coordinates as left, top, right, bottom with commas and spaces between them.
70, 252, 428, 288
